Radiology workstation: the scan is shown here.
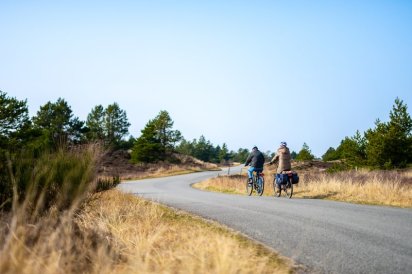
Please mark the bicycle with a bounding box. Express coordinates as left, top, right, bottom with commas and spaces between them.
273, 172, 293, 199
246, 170, 265, 196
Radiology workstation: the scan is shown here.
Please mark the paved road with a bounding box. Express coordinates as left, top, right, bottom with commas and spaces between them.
118, 167, 412, 273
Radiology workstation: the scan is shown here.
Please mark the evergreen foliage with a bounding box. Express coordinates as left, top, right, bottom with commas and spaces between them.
295, 143, 315, 161
32, 98, 86, 148
86, 103, 131, 147
0, 91, 30, 139
322, 97, 412, 169
322, 147, 339, 161
365, 98, 412, 168
218, 143, 230, 163
230, 148, 250, 163
105, 103, 131, 146
176, 136, 244, 164
131, 120, 164, 162
335, 130, 366, 166
131, 110, 181, 163
86, 104, 105, 141
0, 91, 38, 153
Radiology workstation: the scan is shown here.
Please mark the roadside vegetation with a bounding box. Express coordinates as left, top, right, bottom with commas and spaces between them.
0, 91, 293, 273
1, 90, 411, 273
194, 165, 412, 208
194, 97, 412, 208
0, 162, 293, 273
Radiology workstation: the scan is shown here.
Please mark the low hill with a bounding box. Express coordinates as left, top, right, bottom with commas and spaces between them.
97, 150, 220, 180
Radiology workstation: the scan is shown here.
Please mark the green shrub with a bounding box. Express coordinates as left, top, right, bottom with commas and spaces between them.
1, 146, 99, 213
95, 176, 120, 192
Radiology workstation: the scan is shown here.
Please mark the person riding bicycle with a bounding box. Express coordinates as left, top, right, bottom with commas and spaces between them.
244, 146, 265, 184
268, 141, 292, 192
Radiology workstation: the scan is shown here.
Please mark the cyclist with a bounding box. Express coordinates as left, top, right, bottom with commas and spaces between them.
244, 146, 265, 184
268, 141, 292, 192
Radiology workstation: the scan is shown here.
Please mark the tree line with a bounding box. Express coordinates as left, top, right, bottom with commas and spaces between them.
321, 98, 412, 169
0, 91, 248, 166
1, 91, 410, 169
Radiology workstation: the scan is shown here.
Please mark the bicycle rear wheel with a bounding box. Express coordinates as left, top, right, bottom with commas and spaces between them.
246, 178, 253, 196
283, 178, 293, 199
273, 178, 281, 197
257, 176, 264, 196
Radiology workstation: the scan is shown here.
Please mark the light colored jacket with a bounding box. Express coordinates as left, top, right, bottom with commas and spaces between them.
270, 146, 291, 173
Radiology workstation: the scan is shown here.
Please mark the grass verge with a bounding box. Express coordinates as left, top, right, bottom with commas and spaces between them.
193, 168, 412, 208
122, 165, 222, 181
0, 189, 294, 273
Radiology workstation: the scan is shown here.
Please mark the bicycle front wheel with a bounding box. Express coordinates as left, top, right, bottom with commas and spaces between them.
246, 178, 253, 196
257, 176, 264, 196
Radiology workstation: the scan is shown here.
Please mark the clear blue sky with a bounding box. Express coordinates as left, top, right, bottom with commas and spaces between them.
1, 0, 411, 157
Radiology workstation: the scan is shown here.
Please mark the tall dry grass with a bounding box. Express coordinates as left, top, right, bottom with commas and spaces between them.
296, 170, 412, 207
194, 168, 412, 208
0, 190, 293, 273
0, 144, 111, 274
0, 147, 292, 274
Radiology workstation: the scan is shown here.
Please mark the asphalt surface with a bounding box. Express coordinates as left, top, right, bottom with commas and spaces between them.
118, 166, 412, 273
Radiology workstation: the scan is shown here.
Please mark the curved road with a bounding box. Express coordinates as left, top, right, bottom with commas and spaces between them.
118, 167, 412, 273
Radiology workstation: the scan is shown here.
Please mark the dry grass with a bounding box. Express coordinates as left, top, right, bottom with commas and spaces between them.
194, 167, 412, 208
99, 150, 221, 181
122, 163, 221, 181
296, 170, 412, 207
0, 189, 294, 274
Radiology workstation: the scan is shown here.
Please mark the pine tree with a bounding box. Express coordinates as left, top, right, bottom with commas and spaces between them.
86, 103, 130, 147
365, 98, 412, 168
0, 90, 30, 139
335, 130, 366, 167
32, 98, 85, 147
152, 110, 182, 151
86, 105, 105, 141
218, 143, 229, 163
105, 103, 130, 146
295, 142, 315, 161
322, 147, 338, 161
131, 110, 181, 163
131, 120, 163, 162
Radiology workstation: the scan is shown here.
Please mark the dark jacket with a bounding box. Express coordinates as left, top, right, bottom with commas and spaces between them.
245, 149, 265, 168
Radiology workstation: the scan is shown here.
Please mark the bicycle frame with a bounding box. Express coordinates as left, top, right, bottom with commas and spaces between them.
247, 171, 265, 196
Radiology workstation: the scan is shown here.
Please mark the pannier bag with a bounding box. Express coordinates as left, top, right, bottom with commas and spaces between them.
291, 172, 299, 184
276, 173, 289, 185
276, 171, 299, 185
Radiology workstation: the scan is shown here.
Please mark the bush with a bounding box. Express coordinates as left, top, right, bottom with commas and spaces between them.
326, 162, 352, 173
96, 176, 121, 192
1, 145, 100, 213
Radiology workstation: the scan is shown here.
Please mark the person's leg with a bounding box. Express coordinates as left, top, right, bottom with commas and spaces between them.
248, 167, 255, 180
275, 174, 281, 192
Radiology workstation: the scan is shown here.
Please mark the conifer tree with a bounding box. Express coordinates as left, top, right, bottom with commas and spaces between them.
86, 103, 130, 147
33, 98, 85, 147
365, 98, 412, 168
131, 110, 181, 163
295, 142, 315, 161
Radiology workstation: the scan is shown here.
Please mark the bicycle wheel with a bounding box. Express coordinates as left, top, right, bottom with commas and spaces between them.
273, 178, 281, 197
246, 178, 253, 196
257, 176, 264, 196
283, 178, 293, 199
